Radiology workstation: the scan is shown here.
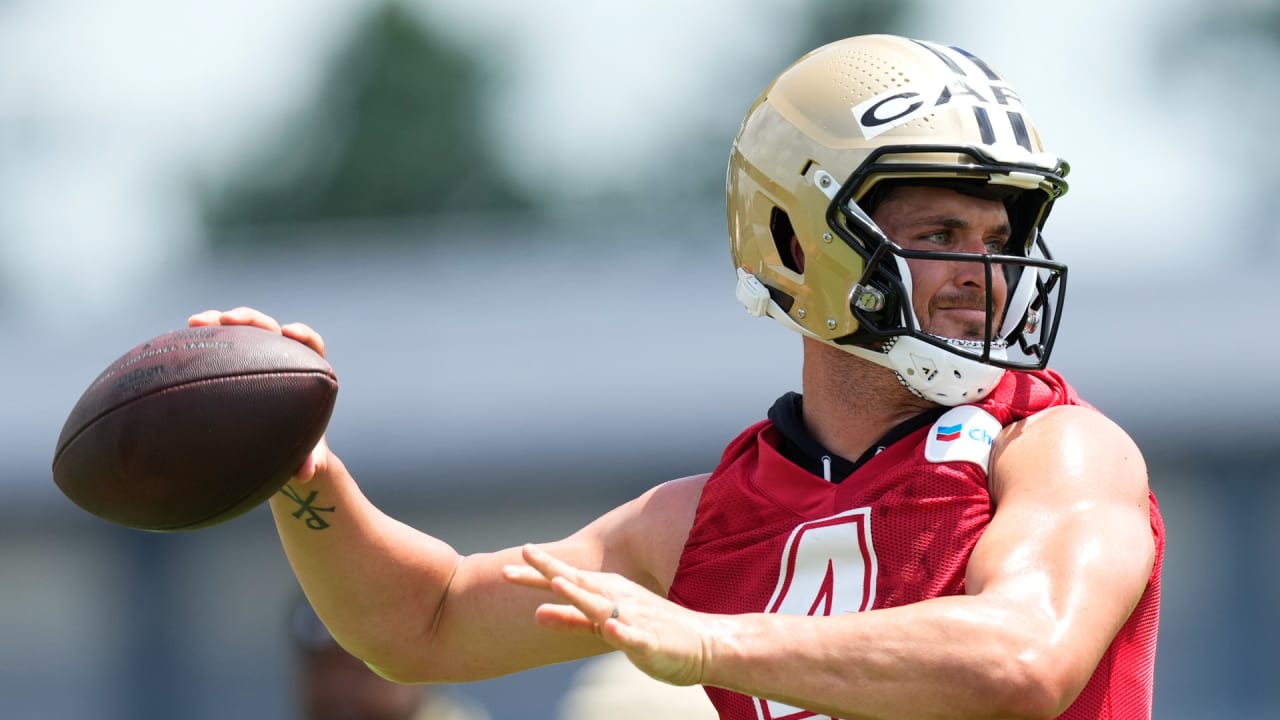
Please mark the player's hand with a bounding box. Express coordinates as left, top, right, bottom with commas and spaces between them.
188, 306, 331, 482
503, 544, 710, 687
188, 306, 326, 358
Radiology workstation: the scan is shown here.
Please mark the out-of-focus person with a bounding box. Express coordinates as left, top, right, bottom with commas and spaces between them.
291, 597, 491, 720
557, 652, 719, 720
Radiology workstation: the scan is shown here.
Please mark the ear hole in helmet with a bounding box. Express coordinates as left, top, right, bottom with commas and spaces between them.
770, 208, 803, 273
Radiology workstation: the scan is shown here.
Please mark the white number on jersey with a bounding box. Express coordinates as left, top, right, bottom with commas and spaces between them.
755, 507, 877, 720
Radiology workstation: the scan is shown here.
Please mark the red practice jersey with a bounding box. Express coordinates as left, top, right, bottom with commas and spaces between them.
668, 369, 1164, 720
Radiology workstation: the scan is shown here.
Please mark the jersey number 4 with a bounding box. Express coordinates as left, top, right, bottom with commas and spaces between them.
756, 507, 877, 720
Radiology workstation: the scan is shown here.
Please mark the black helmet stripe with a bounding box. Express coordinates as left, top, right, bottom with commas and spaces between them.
947, 45, 1002, 81
910, 39, 1033, 151
1007, 110, 1033, 151
911, 39, 968, 75
972, 106, 997, 145
910, 39, 1002, 82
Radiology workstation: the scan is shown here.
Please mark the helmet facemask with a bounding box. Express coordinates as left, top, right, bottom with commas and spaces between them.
817, 146, 1068, 403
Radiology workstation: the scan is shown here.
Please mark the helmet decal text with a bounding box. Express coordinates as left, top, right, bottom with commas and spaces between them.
852, 79, 1028, 146
852, 40, 1032, 150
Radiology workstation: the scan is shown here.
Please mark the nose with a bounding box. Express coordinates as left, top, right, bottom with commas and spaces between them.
951, 237, 998, 289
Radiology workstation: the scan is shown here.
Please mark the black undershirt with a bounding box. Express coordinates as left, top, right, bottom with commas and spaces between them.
766, 392, 946, 483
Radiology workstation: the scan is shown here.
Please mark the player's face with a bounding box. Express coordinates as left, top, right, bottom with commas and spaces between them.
870, 186, 1011, 342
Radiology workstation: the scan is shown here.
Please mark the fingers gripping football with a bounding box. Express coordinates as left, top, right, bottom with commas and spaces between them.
187, 307, 330, 482
189, 307, 326, 359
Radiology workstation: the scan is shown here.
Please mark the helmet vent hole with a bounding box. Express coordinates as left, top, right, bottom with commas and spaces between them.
831, 51, 938, 133
770, 208, 802, 274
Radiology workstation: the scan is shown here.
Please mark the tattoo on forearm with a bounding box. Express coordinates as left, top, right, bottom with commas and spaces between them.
279, 484, 336, 530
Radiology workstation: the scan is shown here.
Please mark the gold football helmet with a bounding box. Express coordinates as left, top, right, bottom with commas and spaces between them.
728, 34, 1069, 404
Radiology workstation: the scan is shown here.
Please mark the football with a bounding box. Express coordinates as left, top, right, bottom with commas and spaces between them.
52, 324, 339, 531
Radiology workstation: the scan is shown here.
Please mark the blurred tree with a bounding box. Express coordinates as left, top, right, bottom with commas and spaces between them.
1160, 1, 1280, 257
1179, 1, 1280, 43
1173, 1, 1280, 126
202, 0, 529, 243
799, 0, 908, 51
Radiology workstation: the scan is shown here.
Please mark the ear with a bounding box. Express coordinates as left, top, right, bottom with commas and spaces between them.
789, 235, 806, 273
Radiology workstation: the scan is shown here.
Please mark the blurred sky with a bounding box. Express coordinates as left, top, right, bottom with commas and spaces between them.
0, 0, 1273, 321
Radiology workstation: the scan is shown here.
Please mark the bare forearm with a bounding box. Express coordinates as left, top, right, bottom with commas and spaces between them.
271, 452, 613, 683
702, 597, 1065, 720
270, 453, 460, 679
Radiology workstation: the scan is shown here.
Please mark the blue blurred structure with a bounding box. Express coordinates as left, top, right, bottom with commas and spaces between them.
1, 207, 1278, 719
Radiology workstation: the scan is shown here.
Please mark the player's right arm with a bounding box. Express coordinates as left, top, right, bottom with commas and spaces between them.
274, 450, 707, 683
271, 447, 625, 682
189, 307, 702, 683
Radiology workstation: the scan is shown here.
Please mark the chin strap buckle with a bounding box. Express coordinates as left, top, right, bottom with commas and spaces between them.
735, 268, 772, 317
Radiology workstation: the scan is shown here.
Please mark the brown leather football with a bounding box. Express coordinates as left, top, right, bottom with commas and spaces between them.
52, 324, 338, 531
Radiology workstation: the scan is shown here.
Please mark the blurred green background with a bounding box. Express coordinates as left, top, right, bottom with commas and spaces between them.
2, 1, 1278, 718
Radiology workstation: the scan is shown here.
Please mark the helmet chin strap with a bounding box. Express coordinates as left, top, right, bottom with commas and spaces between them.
852, 336, 1007, 405
736, 269, 1005, 406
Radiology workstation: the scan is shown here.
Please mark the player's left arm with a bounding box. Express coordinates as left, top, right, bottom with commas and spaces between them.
961, 403, 1157, 712
512, 404, 1156, 720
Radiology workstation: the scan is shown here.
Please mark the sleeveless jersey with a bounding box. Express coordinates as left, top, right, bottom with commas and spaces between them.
668, 369, 1164, 720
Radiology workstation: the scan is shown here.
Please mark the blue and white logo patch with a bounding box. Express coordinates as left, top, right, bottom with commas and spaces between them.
924, 405, 1003, 472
